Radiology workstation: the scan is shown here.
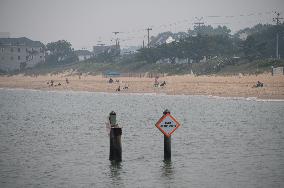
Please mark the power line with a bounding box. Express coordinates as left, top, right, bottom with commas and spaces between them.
105, 10, 273, 38
96, 10, 276, 47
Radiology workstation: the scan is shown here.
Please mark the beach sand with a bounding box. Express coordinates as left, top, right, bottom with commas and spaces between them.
0, 73, 283, 99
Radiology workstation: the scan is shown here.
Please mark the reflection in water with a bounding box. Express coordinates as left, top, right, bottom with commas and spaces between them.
109, 161, 124, 187
1, 89, 283, 187
161, 160, 175, 180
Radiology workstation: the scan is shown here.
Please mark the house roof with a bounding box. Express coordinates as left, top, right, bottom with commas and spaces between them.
74, 50, 92, 56
0, 37, 44, 47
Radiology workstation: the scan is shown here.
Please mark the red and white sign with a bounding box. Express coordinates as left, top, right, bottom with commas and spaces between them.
155, 113, 180, 137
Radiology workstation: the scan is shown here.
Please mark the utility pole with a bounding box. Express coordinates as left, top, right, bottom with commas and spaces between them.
273, 12, 283, 59
146, 28, 152, 48
194, 17, 204, 28
113, 32, 120, 47
142, 40, 145, 48
194, 17, 204, 34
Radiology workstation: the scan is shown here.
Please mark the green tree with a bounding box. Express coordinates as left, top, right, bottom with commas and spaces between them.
46, 40, 78, 64
241, 24, 284, 59
188, 25, 231, 37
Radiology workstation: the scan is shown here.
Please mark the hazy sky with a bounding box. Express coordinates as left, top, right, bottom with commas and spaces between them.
0, 0, 283, 50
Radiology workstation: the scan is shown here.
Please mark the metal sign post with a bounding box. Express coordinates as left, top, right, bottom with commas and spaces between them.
155, 109, 180, 160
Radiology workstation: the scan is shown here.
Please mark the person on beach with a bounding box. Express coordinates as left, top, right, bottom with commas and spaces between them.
256, 81, 263, 87
253, 81, 264, 88
154, 76, 159, 87
116, 86, 121, 91
65, 78, 69, 84
160, 81, 166, 87
123, 83, 129, 90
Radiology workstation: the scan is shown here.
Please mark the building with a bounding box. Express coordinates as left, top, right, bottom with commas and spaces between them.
0, 37, 45, 71
93, 44, 120, 57
272, 66, 284, 76
149, 32, 179, 47
74, 50, 93, 62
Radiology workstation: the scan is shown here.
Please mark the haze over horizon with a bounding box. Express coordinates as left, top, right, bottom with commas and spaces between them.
0, 0, 283, 50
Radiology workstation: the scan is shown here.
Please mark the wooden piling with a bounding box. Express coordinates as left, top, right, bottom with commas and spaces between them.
109, 111, 122, 162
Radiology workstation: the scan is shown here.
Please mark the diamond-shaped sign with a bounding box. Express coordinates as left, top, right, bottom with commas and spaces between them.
155, 113, 180, 137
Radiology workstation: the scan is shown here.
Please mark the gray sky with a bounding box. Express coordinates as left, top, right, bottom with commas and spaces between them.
0, 0, 283, 50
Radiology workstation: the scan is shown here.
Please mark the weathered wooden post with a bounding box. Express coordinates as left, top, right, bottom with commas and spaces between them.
109, 111, 122, 162
155, 109, 180, 161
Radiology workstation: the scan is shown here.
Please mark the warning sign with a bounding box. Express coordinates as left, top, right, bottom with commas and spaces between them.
155, 113, 180, 137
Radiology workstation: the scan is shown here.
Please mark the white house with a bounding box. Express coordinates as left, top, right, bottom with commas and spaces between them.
74, 50, 93, 62
0, 37, 45, 71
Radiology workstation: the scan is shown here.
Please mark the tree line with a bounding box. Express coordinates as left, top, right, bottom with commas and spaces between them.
137, 23, 284, 63
44, 23, 284, 65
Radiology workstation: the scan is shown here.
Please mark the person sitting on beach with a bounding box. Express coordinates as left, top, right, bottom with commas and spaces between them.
109, 78, 113, 83
116, 86, 121, 91
160, 81, 166, 87
50, 80, 54, 87
253, 81, 264, 88
123, 84, 129, 90
256, 81, 264, 87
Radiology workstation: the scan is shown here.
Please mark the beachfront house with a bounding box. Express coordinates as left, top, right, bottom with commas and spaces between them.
0, 37, 45, 71
93, 44, 120, 57
74, 50, 93, 62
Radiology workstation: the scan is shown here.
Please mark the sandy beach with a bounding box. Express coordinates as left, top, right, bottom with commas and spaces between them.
0, 73, 283, 99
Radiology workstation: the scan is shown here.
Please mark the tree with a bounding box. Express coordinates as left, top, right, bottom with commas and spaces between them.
188, 25, 231, 37
241, 23, 284, 59
242, 36, 258, 60
46, 40, 78, 64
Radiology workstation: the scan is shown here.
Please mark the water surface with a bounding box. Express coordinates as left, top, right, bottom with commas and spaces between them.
0, 89, 283, 188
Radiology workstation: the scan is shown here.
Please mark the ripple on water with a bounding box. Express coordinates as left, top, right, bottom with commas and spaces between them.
0, 88, 283, 188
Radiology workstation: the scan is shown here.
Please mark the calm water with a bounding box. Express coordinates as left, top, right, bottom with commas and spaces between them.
0, 88, 283, 188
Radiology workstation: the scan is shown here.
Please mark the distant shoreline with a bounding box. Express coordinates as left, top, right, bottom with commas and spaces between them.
1, 87, 284, 103
0, 73, 283, 99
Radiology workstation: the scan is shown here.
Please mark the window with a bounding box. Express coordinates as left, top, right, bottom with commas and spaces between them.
40, 56, 42, 59
10, 48, 13, 52
18, 56, 20, 60
1, 48, 4, 52
18, 48, 20, 52
26, 56, 29, 61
